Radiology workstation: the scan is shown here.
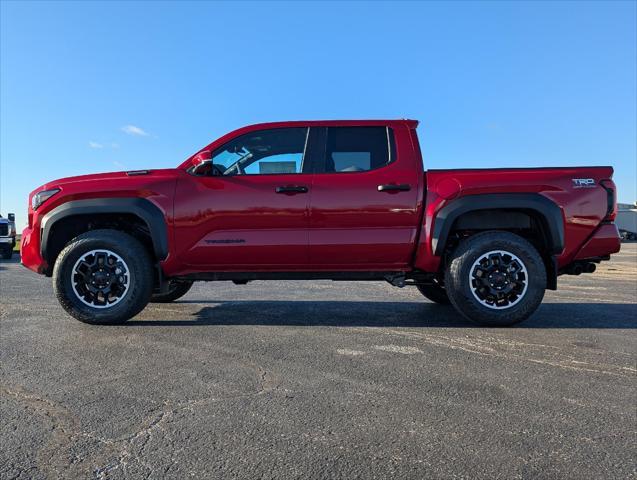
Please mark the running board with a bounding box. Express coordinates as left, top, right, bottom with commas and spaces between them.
177, 271, 405, 282
175, 270, 436, 286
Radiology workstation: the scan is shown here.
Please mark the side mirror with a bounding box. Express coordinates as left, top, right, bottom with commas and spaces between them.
191, 150, 212, 176
193, 150, 212, 166
8, 213, 15, 222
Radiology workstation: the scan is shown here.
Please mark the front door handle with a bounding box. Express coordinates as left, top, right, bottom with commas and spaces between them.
377, 184, 411, 192
275, 186, 309, 194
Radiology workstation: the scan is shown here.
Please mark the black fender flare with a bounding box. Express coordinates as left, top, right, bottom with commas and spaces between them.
432, 193, 565, 256
40, 198, 169, 260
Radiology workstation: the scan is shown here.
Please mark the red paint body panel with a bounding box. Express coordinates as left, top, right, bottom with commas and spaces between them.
20, 226, 44, 274
573, 223, 621, 260
171, 170, 312, 272
308, 124, 423, 269
416, 165, 616, 271
21, 169, 179, 273
22, 119, 621, 281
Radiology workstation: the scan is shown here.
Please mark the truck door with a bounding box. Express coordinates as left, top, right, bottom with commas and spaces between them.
308, 125, 421, 269
174, 127, 314, 269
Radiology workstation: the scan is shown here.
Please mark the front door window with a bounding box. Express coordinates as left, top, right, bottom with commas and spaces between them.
212, 128, 309, 176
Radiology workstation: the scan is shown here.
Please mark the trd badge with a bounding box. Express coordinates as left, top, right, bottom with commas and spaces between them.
572, 178, 595, 188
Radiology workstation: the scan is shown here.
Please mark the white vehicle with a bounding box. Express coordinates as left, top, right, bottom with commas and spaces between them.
616, 203, 637, 241
0, 213, 16, 259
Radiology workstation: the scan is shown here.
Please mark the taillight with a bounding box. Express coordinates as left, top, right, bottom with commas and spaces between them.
599, 179, 617, 221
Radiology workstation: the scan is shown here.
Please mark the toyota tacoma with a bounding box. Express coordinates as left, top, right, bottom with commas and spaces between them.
21, 120, 621, 325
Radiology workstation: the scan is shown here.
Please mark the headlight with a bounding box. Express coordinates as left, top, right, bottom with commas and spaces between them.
31, 188, 60, 210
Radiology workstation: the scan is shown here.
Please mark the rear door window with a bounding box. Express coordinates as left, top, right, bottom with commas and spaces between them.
318, 127, 394, 173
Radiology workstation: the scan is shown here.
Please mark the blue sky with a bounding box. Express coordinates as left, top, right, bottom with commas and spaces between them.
1, 1, 635, 230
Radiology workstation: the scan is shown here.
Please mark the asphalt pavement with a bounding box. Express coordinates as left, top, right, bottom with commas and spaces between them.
1, 245, 636, 479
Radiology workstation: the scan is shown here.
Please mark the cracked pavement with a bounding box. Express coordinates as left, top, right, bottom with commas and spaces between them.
1, 245, 636, 479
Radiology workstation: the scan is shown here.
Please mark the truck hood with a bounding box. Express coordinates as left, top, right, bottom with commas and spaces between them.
33, 168, 180, 194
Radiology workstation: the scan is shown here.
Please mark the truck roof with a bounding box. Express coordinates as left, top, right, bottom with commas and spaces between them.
231, 119, 419, 129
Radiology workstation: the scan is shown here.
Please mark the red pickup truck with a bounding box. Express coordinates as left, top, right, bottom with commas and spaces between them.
21, 120, 621, 326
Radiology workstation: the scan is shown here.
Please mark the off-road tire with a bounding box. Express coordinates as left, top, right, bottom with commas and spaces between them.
444, 231, 546, 326
416, 283, 451, 305
52, 229, 154, 324
150, 280, 193, 303
1, 247, 12, 259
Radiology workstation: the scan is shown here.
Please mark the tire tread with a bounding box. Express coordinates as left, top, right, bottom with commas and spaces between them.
52, 229, 153, 324
444, 231, 546, 326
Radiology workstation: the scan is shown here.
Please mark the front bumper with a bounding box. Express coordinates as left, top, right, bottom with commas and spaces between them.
21, 227, 47, 274
0, 237, 14, 245
574, 223, 622, 260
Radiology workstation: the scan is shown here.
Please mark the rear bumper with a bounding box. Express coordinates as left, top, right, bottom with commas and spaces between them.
574, 223, 621, 260
21, 227, 48, 274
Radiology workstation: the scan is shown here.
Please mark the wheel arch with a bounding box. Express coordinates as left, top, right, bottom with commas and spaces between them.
432, 194, 564, 290
432, 193, 565, 256
40, 198, 168, 269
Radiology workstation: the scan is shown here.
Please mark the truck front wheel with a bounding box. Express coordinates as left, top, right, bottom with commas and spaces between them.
444, 231, 546, 326
52, 229, 154, 324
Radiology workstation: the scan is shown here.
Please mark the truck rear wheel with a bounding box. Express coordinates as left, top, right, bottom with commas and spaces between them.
150, 280, 193, 303
416, 282, 450, 305
52, 229, 154, 324
444, 231, 546, 326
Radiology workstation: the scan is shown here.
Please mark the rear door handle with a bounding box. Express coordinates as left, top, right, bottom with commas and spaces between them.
377, 184, 411, 192
275, 186, 309, 194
